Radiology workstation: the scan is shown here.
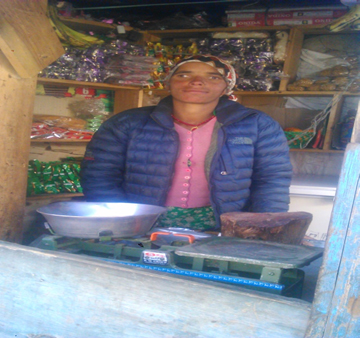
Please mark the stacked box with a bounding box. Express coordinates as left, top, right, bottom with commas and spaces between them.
226, 9, 266, 27
266, 7, 348, 26
226, 6, 348, 27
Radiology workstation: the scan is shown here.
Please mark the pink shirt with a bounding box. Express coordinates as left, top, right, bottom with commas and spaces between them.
165, 117, 216, 208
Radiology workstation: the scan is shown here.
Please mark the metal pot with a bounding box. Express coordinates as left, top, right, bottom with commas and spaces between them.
37, 201, 167, 239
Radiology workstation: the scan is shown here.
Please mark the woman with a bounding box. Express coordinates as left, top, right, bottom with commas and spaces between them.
80, 55, 292, 230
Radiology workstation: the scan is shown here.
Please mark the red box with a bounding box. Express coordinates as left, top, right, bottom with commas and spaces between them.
227, 18, 266, 27
227, 7, 347, 27
226, 9, 266, 26
266, 18, 314, 26
267, 7, 347, 19
75, 87, 96, 97
313, 17, 339, 25
226, 9, 266, 20
266, 16, 340, 26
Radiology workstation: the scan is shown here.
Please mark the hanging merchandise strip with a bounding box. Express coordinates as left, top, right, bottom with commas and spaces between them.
287, 76, 360, 149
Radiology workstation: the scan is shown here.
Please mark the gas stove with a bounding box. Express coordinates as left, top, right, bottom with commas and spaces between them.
30, 230, 323, 299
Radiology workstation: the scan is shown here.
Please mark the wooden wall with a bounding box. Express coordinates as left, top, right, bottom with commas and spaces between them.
0, 240, 311, 338
0, 0, 63, 242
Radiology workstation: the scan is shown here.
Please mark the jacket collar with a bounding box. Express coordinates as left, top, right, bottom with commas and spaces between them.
151, 96, 174, 129
151, 95, 257, 128
215, 97, 258, 125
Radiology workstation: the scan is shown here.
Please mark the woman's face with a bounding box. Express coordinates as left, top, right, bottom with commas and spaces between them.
168, 62, 228, 105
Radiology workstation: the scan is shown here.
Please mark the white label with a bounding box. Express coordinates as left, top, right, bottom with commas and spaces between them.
228, 13, 256, 19
273, 19, 314, 25
293, 11, 333, 17
117, 25, 126, 34
142, 251, 168, 265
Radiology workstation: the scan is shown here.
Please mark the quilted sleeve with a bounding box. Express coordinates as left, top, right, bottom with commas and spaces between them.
249, 114, 293, 212
80, 113, 132, 202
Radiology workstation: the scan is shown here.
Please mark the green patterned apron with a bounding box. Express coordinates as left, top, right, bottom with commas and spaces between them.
155, 206, 217, 230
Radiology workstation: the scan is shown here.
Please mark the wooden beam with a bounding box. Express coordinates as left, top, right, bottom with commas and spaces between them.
279, 28, 304, 92
0, 0, 64, 78
113, 89, 144, 113
0, 66, 37, 242
0, 0, 64, 242
322, 94, 343, 151
350, 99, 360, 144
323, 150, 360, 336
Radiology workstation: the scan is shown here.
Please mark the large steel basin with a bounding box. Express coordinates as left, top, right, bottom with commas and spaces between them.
37, 202, 167, 238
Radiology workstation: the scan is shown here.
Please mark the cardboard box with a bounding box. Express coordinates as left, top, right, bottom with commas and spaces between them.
267, 7, 347, 20
227, 9, 266, 27
226, 9, 266, 20
227, 6, 348, 27
266, 17, 338, 26
228, 19, 265, 27
313, 17, 340, 25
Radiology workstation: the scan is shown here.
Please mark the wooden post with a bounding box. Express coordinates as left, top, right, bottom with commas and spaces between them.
0, 0, 64, 242
113, 88, 144, 113
305, 92, 360, 337
279, 27, 304, 92
0, 65, 37, 242
351, 100, 360, 144
322, 94, 343, 150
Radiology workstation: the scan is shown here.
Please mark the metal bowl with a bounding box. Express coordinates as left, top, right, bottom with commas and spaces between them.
37, 202, 167, 239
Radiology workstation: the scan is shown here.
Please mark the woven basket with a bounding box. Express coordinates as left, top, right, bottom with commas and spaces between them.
284, 131, 314, 149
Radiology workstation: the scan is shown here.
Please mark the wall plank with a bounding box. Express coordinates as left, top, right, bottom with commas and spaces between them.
0, 241, 311, 338
305, 143, 360, 337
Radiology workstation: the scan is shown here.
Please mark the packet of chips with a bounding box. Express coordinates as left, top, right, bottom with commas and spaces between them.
27, 159, 84, 196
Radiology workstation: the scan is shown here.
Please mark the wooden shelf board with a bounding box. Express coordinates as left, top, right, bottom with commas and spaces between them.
290, 148, 344, 153
31, 139, 90, 143
234, 91, 337, 96
145, 89, 360, 97
56, 19, 356, 37
143, 25, 358, 37
143, 24, 330, 35
59, 17, 116, 34
37, 78, 142, 91
300, 27, 358, 35
234, 91, 360, 97
27, 193, 84, 201
37, 83, 359, 98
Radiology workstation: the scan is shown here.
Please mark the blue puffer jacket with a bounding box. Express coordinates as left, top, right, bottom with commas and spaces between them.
80, 96, 292, 229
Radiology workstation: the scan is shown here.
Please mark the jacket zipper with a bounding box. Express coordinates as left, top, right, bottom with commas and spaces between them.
160, 128, 180, 205
219, 155, 228, 176
149, 113, 180, 206
209, 112, 256, 222
209, 125, 227, 219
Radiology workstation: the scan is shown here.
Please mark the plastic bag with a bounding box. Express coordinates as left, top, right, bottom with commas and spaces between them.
104, 54, 159, 86
68, 98, 108, 119
30, 123, 93, 140
68, 98, 109, 132
32, 115, 88, 130
288, 63, 360, 92
296, 49, 350, 79
288, 48, 360, 92
27, 159, 83, 196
